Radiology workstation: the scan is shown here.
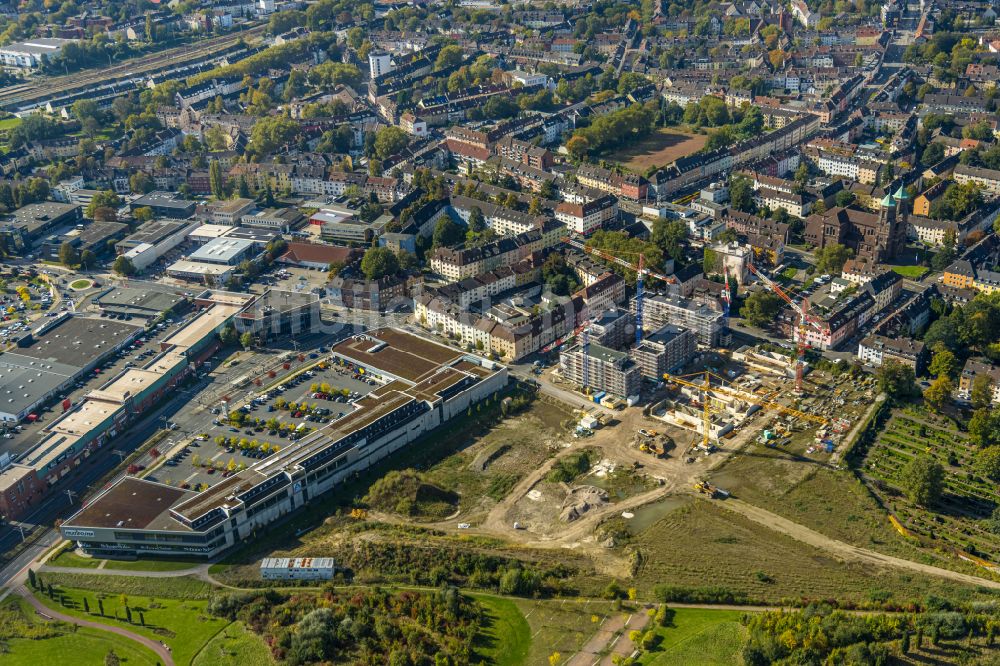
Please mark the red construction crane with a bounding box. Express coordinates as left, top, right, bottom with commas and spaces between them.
746, 262, 827, 392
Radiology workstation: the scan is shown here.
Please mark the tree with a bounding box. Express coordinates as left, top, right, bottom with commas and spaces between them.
80, 250, 96, 269
566, 135, 590, 159
968, 408, 1000, 447
975, 446, 1000, 481
970, 375, 994, 410
58, 241, 79, 267
219, 324, 238, 346
435, 44, 464, 70
900, 455, 944, 506
703, 247, 718, 275
360, 246, 399, 280
468, 206, 485, 233
923, 375, 954, 411
209, 159, 225, 199
814, 243, 853, 274
740, 291, 782, 327
112, 256, 136, 276
240, 332, 253, 350
133, 206, 154, 223
373, 126, 409, 160
835, 190, 856, 207
27, 569, 36, 588
729, 175, 754, 212
85, 190, 121, 219
875, 359, 919, 402
104, 650, 120, 666
432, 217, 464, 248
652, 217, 687, 263
145, 14, 156, 42
928, 347, 958, 378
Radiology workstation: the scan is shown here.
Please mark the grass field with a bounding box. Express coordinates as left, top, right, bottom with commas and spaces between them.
513, 597, 617, 666
69, 279, 93, 290
627, 499, 998, 607
191, 621, 273, 666
639, 609, 747, 665
0, 117, 21, 131
470, 594, 531, 666
37, 572, 215, 600
33, 581, 228, 666
611, 128, 707, 172
890, 265, 929, 280
4, 626, 161, 666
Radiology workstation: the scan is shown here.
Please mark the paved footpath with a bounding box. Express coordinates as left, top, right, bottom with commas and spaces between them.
15, 584, 175, 666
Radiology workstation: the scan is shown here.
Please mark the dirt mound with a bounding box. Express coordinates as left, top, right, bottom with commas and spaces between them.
364, 469, 459, 519
560, 485, 609, 523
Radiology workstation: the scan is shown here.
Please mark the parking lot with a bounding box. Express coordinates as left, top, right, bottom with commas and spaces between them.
147, 354, 378, 490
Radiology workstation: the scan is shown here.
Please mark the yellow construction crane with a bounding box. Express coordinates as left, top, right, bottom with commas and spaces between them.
663, 371, 828, 450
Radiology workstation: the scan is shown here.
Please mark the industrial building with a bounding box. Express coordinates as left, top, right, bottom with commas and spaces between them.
95, 286, 189, 320
260, 557, 336, 580
0, 315, 143, 423
59, 328, 508, 557
187, 237, 259, 265
116, 219, 198, 271
129, 191, 196, 219
629, 324, 696, 379
234, 289, 320, 341
0, 202, 83, 253
559, 342, 641, 399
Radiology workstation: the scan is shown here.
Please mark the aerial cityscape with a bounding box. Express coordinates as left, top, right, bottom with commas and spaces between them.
0, 0, 999, 663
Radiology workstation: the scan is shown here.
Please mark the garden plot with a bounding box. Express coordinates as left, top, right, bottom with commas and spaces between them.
864, 408, 1000, 563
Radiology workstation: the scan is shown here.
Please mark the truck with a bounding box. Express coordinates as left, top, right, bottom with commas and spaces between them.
592, 391, 606, 404
693, 481, 730, 499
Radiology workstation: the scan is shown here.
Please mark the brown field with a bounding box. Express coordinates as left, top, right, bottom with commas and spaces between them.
612, 128, 707, 172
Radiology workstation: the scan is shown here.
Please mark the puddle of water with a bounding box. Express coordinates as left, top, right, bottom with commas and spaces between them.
626, 496, 690, 534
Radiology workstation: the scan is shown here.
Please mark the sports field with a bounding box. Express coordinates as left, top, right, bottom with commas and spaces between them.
612, 128, 707, 172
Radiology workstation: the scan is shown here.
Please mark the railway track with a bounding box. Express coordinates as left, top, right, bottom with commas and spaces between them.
0, 25, 267, 110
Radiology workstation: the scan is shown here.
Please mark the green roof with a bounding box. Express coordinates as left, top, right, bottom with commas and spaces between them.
893, 185, 910, 200
880, 193, 896, 207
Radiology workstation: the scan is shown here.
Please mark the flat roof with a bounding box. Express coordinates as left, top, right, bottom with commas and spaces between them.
189, 224, 236, 240
131, 191, 196, 210
120, 219, 190, 246
62, 477, 194, 530
97, 286, 186, 315
188, 237, 255, 263
0, 354, 76, 416
15, 317, 141, 368
44, 398, 120, 439
166, 260, 234, 276
161, 304, 240, 350
331, 328, 464, 383
1, 38, 72, 54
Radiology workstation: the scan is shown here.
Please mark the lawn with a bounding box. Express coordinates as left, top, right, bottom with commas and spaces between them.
103, 558, 202, 573
890, 265, 929, 280
48, 548, 104, 569
32, 580, 228, 666
1, 596, 159, 666
0, 117, 21, 131
611, 128, 707, 173
191, 621, 273, 666
69, 279, 93, 290
638, 609, 747, 665
780, 267, 798, 281
469, 593, 531, 666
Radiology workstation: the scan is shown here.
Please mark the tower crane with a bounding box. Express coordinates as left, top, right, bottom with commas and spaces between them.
663, 370, 828, 451
561, 236, 677, 344
745, 261, 827, 392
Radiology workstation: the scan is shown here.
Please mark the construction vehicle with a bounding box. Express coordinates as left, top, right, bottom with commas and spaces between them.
664, 370, 828, 451
693, 481, 729, 499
